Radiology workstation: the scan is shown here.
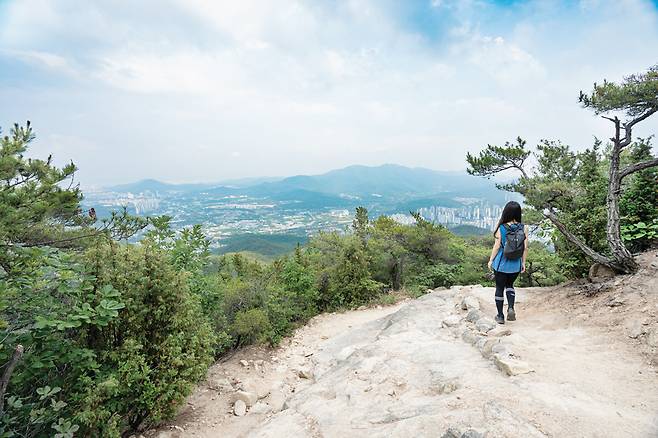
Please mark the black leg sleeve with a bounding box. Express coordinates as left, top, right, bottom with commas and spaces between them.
494, 271, 506, 316
505, 272, 519, 309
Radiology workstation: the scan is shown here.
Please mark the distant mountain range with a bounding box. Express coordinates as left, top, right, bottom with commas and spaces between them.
109, 176, 281, 193
108, 164, 506, 207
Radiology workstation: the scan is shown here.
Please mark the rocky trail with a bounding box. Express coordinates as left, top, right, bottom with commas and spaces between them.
149, 252, 658, 438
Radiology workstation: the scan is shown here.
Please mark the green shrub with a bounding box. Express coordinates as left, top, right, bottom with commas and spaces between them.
325, 237, 383, 308
87, 243, 216, 430
518, 241, 568, 287
231, 308, 271, 346
0, 242, 215, 437
411, 263, 461, 290
621, 219, 658, 249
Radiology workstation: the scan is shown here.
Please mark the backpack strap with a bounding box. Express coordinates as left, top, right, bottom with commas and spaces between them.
496, 225, 507, 271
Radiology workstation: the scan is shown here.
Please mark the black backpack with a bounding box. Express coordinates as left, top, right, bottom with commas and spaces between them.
502, 223, 525, 260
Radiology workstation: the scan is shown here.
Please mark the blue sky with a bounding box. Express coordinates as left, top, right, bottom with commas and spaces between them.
1, 0, 657, 186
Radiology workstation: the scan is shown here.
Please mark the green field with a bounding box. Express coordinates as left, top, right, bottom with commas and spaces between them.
215, 233, 309, 258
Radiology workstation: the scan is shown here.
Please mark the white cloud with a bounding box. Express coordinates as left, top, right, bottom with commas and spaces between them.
1, 49, 79, 77
0, 0, 657, 185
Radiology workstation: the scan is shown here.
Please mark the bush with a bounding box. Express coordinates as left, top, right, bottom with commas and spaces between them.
518, 241, 568, 287
231, 308, 271, 346
411, 263, 461, 290
326, 237, 383, 308
0, 242, 215, 437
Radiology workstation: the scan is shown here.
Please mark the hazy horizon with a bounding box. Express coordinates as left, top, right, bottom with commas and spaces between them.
97, 163, 486, 189
2, 0, 658, 186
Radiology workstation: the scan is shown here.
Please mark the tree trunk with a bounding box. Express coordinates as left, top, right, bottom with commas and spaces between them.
0, 344, 24, 416
390, 257, 402, 290
542, 208, 618, 268
606, 118, 639, 273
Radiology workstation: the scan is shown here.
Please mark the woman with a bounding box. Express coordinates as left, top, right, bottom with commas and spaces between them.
487, 201, 528, 324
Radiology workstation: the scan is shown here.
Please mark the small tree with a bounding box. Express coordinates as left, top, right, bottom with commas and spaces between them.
467, 65, 658, 273
352, 206, 370, 246
0, 121, 147, 270
579, 66, 658, 271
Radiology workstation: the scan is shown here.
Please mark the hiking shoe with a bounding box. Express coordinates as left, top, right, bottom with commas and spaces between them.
495, 314, 505, 324
507, 307, 516, 321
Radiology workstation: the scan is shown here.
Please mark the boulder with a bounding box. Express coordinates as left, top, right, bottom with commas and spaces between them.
250, 401, 272, 415
491, 343, 510, 356
488, 327, 512, 337
493, 354, 534, 376
297, 368, 314, 379
233, 399, 247, 416
442, 315, 462, 327
475, 318, 496, 333
479, 338, 501, 359
242, 380, 271, 399
465, 309, 483, 323
461, 296, 480, 311
461, 329, 479, 345
266, 390, 287, 413
234, 391, 258, 407
588, 263, 616, 283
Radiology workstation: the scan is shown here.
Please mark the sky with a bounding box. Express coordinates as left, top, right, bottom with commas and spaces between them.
1, 0, 657, 187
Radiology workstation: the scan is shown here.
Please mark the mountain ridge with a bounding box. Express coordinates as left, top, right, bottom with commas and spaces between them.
107, 164, 504, 202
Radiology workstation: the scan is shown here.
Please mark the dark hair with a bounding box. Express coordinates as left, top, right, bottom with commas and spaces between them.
494, 201, 522, 236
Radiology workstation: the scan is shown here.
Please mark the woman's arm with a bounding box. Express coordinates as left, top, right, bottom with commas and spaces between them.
521, 225, 529, 272
488, 229, 501, 271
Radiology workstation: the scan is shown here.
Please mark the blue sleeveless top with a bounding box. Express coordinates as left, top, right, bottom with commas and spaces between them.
492, 223, 524, 273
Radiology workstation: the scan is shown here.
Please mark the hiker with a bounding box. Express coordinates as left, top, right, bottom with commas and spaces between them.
487, 201, 528, 324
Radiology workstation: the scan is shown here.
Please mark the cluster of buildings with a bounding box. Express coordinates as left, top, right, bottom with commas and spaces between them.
418, 203, 504, 230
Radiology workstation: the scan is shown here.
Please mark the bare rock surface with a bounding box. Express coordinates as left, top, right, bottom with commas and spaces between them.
248, 286, 658, 438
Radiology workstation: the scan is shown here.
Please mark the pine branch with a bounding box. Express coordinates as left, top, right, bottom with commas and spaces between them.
620, 108, 658, 148
619, 157, 658, 179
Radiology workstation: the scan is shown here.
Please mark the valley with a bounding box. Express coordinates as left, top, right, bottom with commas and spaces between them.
84, 164, 512, 256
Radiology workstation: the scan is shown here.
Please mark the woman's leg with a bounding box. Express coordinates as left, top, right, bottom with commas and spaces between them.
504, 272, 519, 309
505, 272, 519, 320
494, 271, 506, 318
